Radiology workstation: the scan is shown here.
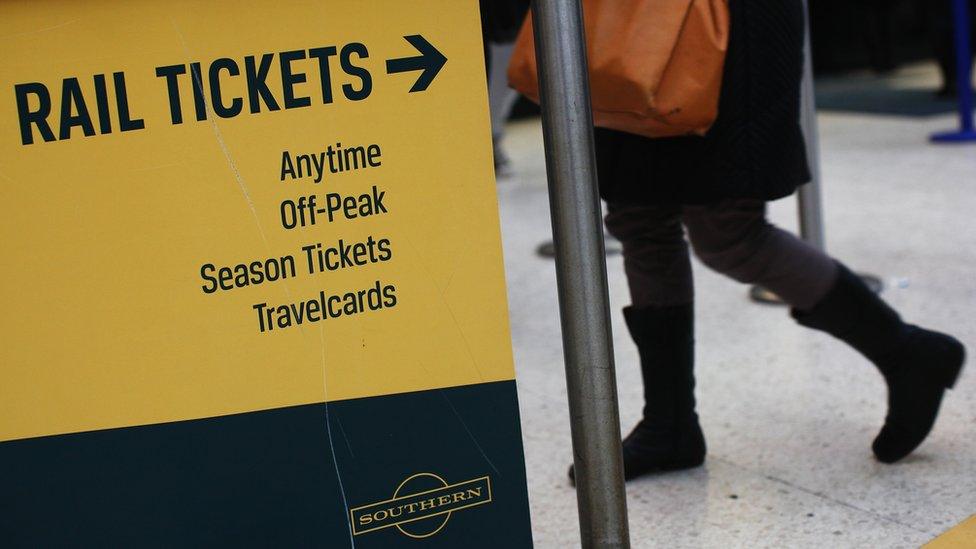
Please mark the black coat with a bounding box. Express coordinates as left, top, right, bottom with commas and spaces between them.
595, 0, 810, 205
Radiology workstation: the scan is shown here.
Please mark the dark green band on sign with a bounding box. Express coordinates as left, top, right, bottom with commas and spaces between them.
0, 380, 532, 548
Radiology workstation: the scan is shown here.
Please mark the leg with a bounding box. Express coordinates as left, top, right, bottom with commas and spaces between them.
925, 0, 976, 96
573, 203, 705, 482
683, 199, 966, 463
604, 202, 693, 307
864, 0, 895, 73
487, 42, 519, 175
682, 199, 836, 310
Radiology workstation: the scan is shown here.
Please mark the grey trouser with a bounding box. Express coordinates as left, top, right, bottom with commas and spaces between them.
605, 199, 838, 311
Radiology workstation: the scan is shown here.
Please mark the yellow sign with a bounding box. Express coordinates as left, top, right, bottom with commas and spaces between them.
2, 2, 533, 546
0, 0, 514, 442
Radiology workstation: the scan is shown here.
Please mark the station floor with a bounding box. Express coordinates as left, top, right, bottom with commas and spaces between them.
496, 65, 976, 548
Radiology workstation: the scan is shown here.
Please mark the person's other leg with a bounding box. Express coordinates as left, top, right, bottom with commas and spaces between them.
682, 199, 836, 309
683, 199, 965, 463
924, 0, 976, 97
487, 42, 520, 177
926, 0, 956, 96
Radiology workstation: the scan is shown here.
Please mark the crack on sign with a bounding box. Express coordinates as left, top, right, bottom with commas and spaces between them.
170, 21, 307, 335
168, 18, 349, 544
402, 234, 487, 384
169, 19, 270, 251
2, 18, 80, 40
440, 390, 501, 477
335, 416, 356, 460
320, 326, 357, 548
131, 162, 184, 173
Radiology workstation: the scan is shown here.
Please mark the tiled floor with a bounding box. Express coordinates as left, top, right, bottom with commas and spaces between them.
497, 65, 976, 548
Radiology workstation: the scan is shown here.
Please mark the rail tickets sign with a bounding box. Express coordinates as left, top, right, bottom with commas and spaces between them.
0, 1, 532, 546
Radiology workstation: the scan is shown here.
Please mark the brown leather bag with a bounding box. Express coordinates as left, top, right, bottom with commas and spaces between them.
507, 0, 730, 138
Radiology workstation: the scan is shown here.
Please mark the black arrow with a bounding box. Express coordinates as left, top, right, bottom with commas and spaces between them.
385, 35, 447, 93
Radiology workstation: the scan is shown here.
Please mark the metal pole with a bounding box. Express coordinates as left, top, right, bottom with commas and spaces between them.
797, 0, 826, 251
931, 0, 976, 142
752, 0, 827, 303
530, 1, 630, 547
797, 0, 883, 294
752, 0, 883, 302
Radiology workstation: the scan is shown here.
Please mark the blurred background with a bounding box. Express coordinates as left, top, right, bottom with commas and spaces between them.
485, 2, 976, 547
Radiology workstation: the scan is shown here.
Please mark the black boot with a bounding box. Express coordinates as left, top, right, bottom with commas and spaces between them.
569, 304, 706, 484
792, 264, 966, 463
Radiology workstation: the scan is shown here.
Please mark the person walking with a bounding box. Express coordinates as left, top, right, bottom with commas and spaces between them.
925, 0, 976, 98
572, 0, 966, 481
481, 0, 530, 175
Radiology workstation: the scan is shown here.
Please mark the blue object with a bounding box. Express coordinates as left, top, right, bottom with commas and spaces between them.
931, 0, 976, 143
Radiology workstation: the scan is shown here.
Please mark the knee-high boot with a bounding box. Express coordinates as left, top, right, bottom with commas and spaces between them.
569, 304, 706, 483
792, 263, 966, 463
